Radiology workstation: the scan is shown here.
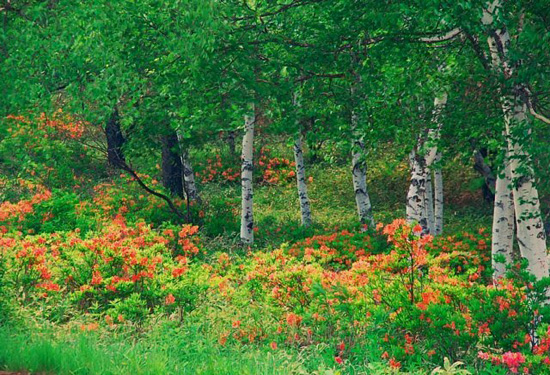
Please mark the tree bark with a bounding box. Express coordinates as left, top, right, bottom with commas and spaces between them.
425, 171, 435, 234
293, 133, 312, 227
504, 98, 548, 279
240, 105, 255, 244
350, 110, 374, 227
105, 107, 125, 169
407, 93, 446, 235
227, 130, 236, 156
434, 152, 444, 235
492, 153, 515, 281
406, 149, 429, 232
161, 131, 184, 198
176, 130, 200, 203
483, 1, 549, 280
473, 148, 496, 203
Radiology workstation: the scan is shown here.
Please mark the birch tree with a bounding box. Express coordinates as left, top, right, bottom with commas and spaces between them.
482, 0, 549, 280
292, 93, 313, 227
293, 133, 313, 227
240, 106, 255, 244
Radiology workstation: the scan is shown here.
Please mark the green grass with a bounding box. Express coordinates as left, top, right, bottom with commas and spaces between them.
0, 322, 423, 375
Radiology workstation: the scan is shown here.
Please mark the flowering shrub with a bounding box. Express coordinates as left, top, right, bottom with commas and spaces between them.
195, 148, 297, 186
0, 181, 51, 227
1, 112, 99, 190
1, 217, 550, 373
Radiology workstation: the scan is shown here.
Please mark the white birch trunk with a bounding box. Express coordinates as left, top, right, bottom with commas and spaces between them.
504, 99, 548, 279
484, 1, 549, 280
240, 105, 255, 244
434, 152, 444, 235
406, 147, 429, 233
407, 93, 447, 234
406, 149, 429, 232
351, 110, 374, 227
425, 171, 435, 235
176, 131, 200, 203
293, 134, 312, 227
492, 154, 515, 280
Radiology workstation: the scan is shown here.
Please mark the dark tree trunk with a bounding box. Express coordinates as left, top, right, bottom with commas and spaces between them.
227, 130, 236, 156
161, 131, 184, 198
473, 148, 496, 203
105, 107, 125, 168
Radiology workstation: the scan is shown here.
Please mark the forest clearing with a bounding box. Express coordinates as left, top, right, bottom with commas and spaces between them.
2, 0, 550, 374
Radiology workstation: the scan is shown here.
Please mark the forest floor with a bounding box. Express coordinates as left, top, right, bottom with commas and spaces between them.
1, 149, 531, 375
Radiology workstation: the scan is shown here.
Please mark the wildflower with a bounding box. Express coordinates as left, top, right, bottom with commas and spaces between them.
270, 342, 277, 350
502, 352, 525, 373
335, 356, 343, 364
285, 312, 302, 327
165, 293, 176, 305
389, 358, 401, 369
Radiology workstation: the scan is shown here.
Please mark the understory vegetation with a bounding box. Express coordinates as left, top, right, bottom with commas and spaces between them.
3, 0, 550, 374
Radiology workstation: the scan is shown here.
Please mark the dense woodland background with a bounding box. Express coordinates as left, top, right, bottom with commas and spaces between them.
2, 1, 550, 374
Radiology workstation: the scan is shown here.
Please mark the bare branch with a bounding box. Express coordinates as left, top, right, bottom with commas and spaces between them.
418, 28, 463, 43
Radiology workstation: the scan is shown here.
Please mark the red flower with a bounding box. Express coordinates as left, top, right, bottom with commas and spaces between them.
389, 358, 401, 369
165, 293, 175, 305
335, 356, 343, 364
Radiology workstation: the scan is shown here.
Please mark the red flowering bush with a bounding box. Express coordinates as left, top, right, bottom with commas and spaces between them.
2, 216, 550, 373
195, 148, 297, 186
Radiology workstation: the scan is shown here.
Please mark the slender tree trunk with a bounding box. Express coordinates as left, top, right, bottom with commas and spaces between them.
407, 93, 446, 234
425, 171, 435, 234
406, 149, 429, 232
293, 133, 312, 227
161, 132, 184, 198
483, 2, 549, 280
227, 130, 236, 156
504, 99, 548, 279
240, 105, 255, 244
176, 130, 200, 203
473, 148, 496, 203
492, 153, 515, 281
105, 107, 125, 169
434, 152, 444, 235
427, 93, 446, 235
350, 110, 374, 227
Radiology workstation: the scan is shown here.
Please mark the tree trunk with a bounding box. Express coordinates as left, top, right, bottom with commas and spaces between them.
350, 110, 374, 227
427, 93, 446, 235
161, 132, 184, 198
473, 148, 496, 203
504, 98, 548, 279
406, 150, 429, 232
293, 133, 312, 227
240, 105, 255, 244
227, 130, 236, 156
105, 107, 125, 169
492, 153, 515, 281
425, 171, 435, 234
483, 2, 549, 280
176, 130, 200, 203
434, 152, 444, 235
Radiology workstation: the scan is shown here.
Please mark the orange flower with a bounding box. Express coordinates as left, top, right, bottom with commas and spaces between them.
165, 293, 176, 305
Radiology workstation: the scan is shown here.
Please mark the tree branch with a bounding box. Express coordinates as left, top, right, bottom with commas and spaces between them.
117, 160, 187, 222
523, 87, 550, 125
417, 28, 463, 43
